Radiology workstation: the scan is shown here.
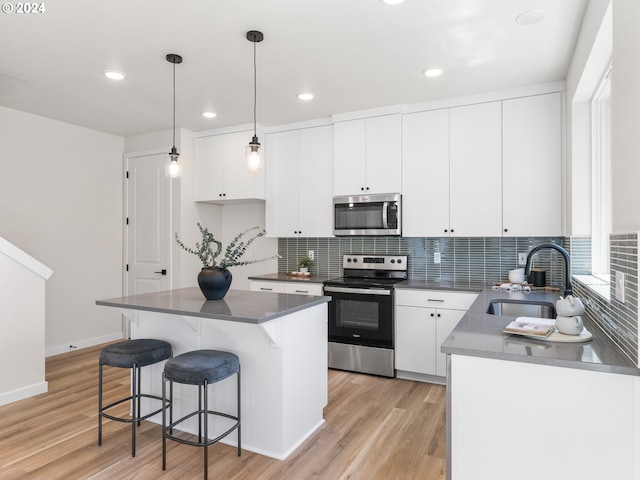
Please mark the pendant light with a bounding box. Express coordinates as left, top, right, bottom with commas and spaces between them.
166, 53, 183, 178
246, 30, 264, 171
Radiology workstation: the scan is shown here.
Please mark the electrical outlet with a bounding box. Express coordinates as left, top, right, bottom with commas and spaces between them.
434, 252, 441, 264
308, 250, 314, 261
615, 271, 626, 303
518, 253, 527, 266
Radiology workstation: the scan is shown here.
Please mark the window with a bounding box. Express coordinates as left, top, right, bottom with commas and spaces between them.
591, 64, 612, 280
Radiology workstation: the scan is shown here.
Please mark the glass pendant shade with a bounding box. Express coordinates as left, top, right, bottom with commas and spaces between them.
247, 135, 262, 171
167, 146, 182, 178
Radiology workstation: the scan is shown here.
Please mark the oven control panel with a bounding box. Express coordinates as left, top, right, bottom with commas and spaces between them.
342, 254, 408, 271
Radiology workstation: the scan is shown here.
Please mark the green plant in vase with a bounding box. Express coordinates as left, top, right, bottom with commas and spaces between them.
175, 223, 278, 299
297, 255, 313, 274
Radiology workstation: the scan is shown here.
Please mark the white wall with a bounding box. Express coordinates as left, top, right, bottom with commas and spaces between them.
0, 252, 47, 405
611, 0, 640, 233
565, 0, 611, 237
222, 203, 278, 292
0, 105, 124, 355
566, 0, 640, 235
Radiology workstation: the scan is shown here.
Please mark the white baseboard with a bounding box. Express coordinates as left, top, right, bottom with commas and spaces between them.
395, 370, 446, 385
0, 381, 48, 407
46, 332, 124, 357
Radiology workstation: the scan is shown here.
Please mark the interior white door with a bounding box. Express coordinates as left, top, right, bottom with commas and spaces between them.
126, 152, 171, 298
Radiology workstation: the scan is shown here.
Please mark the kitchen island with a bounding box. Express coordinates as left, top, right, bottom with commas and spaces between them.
442, 288, 640, 480
97, 287, 330, 460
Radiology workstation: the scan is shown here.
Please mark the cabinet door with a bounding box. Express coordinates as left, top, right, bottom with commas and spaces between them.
435, 309, 465, 377
395, 305, 436, 375
450, 102, 502, 236
298, 125, 334, 237
223, 130, 265, 200
402, 109, 450, 236
365, 114, 402, 194
194, 135, 225, 201
265, 130, 301, 237
284, 283, 323, 296
502, 93, 562, 236
333, 119, 366, 196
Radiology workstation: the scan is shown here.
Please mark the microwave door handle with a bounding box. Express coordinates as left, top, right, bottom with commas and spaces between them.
382, 201, 389, 229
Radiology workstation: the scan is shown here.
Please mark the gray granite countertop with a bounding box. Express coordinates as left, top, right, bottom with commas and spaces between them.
441, 288, 639, 376
248, 273, 333, 284
97, 287, 330, 324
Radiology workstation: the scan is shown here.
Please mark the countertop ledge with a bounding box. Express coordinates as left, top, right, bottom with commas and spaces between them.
441, 288, 639, 376
96, 287, 330, 324
248, 273, 332, 284
395, 279, 484, 292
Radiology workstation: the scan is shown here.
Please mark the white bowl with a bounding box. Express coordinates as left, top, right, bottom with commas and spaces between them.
508, 268, 525, 284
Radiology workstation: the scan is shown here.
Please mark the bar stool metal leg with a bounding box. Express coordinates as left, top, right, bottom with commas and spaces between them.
131, 363, 137, 457
237, 366, 241, 457
98, 362, 104, 446
204, 379, 209, 480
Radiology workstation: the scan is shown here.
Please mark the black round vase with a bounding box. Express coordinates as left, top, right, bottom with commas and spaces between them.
197, 267, 232, 300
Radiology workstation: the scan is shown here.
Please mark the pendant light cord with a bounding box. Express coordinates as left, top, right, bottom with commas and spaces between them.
172, 61, 176, 147
253, 40, 257, 137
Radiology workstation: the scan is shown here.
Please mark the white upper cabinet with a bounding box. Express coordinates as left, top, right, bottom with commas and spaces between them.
194, 129, 265, 203
333, 114, 402, 196
266, 125, 334, 238
449, 102, 503, 236
502, 92, 562, 236
402, 109, 450, 237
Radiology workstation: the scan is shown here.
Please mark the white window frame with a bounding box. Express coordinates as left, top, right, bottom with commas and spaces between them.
590, 64, 612, 281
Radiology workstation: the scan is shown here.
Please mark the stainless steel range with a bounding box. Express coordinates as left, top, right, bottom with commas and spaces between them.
323, 254, 407, 377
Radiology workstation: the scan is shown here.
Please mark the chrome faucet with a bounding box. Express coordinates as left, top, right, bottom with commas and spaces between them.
524, 243, 573, 297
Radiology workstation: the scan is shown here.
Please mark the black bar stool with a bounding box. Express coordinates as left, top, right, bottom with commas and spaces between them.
162, 349, 241, 480
98, 339, 172, 457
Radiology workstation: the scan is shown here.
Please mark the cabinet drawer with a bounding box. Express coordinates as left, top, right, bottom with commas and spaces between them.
284, 283, 323, 296
250, 281, 285, 293
396, 289, 478, 310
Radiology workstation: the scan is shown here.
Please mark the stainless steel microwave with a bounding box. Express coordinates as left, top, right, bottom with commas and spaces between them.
333, 193, 401, 236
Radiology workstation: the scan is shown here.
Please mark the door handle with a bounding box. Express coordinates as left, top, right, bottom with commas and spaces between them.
154, 269, 167, 275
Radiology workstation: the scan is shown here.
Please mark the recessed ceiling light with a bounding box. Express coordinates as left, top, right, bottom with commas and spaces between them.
102, 69, 126, 80
202, 112, 217, 119
298, 92, 314, 101
515, 9, 545, 26
423, 67, 443, 78
381, 0, 405, 5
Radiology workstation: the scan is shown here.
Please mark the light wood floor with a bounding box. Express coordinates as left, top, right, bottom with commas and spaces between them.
0, 343, 446, 479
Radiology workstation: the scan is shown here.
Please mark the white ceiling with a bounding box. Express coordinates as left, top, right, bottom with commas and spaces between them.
0, 0, 588, 137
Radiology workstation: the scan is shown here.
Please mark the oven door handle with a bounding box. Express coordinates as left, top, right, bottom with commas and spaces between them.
323, 286, 391, 296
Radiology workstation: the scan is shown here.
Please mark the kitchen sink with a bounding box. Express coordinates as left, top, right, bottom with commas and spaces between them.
486, 299, 556, 319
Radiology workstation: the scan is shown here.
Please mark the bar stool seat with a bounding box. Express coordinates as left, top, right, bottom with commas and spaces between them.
98, 339, 172, 457
162, 349, 241, 480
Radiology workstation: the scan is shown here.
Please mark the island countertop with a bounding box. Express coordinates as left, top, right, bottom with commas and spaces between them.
441, 288, 639, 376
96, 287, 330, 324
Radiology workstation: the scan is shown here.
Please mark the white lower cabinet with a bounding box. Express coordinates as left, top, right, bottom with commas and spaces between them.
395, 289, 478, 380
250, 280, 323, 296
450, 355, 640, 480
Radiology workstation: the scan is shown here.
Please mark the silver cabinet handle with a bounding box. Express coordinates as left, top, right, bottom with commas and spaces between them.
427, 298, 445, 302
260, 287, 273, 291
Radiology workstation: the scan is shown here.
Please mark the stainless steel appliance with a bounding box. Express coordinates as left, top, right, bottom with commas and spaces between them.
324, 254, 407, 377
333, 193, 401, 236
